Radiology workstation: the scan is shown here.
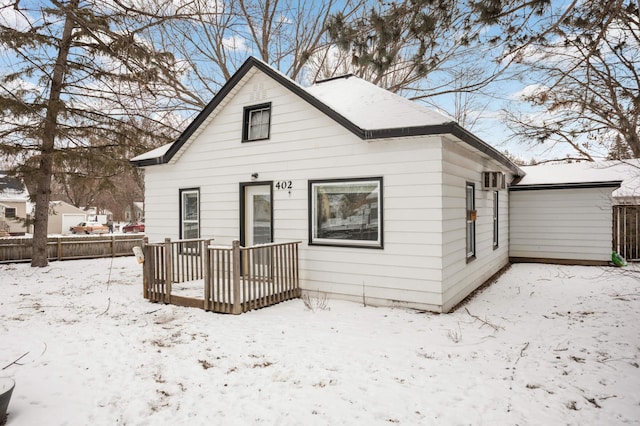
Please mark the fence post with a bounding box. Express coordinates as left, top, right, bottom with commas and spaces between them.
203, 239, 211, 311
111, 234, 116, 257
142, 237, 149, 299
57, 236, 62, 261
232, 240, 241, 314
294, 242, 301, 297
164, 238, 172, 304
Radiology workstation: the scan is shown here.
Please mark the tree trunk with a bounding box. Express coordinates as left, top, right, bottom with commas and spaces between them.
625, 131, 640, 159
31, 0, 78, 267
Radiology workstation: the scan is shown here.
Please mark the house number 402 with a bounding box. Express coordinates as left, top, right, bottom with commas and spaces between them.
274, 180, 292, 190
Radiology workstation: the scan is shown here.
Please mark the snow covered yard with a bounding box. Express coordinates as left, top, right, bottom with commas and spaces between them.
1, 258, 639, 425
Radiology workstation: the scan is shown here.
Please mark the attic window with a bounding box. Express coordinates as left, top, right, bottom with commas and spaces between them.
243, 103, 271, 142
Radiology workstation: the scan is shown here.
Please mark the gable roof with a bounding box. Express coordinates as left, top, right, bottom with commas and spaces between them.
132, 57, 522, 175
0, 172, 29, 202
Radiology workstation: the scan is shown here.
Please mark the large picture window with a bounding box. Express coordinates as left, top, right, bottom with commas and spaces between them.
180, 188, 200, 240
309, 177, 383, 248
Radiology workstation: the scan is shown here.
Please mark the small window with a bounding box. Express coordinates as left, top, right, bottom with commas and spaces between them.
493, 191, 499, 249
243, 103, 271, 142
309, 177, 383, 248
180, 188, 200, 240
5, 207, 16, 218
466, 182, 476, 260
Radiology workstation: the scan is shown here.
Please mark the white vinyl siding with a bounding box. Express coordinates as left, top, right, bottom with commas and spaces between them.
439, 139, 512, 312
509, 187, 614, 262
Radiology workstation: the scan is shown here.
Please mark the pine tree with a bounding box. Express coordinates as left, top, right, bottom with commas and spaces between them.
0, 0, 179, 266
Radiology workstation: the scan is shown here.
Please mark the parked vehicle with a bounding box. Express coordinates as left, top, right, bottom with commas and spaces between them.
122, 222, 145, 233
70, 221, 108, 235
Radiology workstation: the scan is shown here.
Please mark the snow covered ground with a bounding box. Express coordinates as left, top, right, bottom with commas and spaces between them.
1, 258, 639, 425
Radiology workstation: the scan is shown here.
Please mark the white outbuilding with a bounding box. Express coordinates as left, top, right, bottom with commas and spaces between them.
509, 160, 640, 264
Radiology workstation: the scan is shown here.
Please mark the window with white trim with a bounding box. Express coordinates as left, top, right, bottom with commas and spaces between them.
309, 177, 383, 248
493, 191, 499, 249
180, 188, 199, 239
466, 182, 476, 260
243, 103, 271, 142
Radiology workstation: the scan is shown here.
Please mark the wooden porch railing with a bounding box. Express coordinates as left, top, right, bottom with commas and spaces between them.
142, 238, 301, 314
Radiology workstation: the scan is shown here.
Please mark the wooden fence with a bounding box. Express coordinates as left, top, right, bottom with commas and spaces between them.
0, 234, 144, 263
143, 238, 301, 314
613, 205, 639, 261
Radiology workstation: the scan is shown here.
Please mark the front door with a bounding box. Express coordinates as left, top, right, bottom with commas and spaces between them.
242, 184, 272, 246
241, 183, 273, 277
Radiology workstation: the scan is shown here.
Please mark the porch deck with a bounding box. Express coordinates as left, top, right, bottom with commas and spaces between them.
142, 238, 301, 314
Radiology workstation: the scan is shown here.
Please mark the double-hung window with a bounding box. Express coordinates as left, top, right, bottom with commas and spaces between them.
493, 191, 499, 249
309, 177, 383, 248
5, 207, 16, 218
243, 103, 271, 142
180, 188, 200, 240
466, 182, 476, 260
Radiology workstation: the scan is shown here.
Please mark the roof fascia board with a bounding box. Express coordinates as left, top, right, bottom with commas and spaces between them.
509, 181, 622, 191
162, 61, 257, 163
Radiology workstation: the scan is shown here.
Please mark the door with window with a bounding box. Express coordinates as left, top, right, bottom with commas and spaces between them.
241, 183, 273, 276
243, 184, 272, 245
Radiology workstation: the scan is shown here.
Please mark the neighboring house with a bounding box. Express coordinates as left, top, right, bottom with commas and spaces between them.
124, 202, 144, 222
510, 160, 640, 263
0, 172, 31, 236
0, 202, 9, 236
48, 201, 87, 235
132, 57, 523, 313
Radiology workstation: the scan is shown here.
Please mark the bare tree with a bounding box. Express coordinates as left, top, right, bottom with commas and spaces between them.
143, 0, 366, 111
505, 0, 639, 159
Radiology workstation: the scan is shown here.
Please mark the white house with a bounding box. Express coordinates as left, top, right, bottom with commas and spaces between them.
510, 160, 640, 264
0, 172, 31, 236
133, 57, 524, 313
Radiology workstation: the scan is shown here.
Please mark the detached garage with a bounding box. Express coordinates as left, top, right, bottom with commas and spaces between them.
509, 160, 640, 265
48, 201, 87, 235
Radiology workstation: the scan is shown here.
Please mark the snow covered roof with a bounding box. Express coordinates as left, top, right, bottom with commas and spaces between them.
513, 160, 640, 202
0, 172, 29, 202
131, 142, 172, 163
305, 75, 450, 129
131, 57, 521, 175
